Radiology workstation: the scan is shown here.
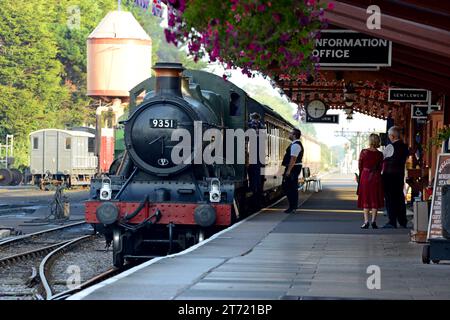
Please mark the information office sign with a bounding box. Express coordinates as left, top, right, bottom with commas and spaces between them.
428, 154, 450, 239
313, 30, 392, 67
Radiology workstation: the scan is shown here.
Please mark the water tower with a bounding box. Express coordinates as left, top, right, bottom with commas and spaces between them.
87, 10, 152, 173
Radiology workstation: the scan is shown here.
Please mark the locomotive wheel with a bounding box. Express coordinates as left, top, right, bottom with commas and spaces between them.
422, 245, 430, 264
113, 228, 125, 268
10, 169, 23, 186
0, 169, 13, 186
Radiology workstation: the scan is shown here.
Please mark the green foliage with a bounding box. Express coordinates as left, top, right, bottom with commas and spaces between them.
0, 0, 204, 167
0, 0, 66, 166
242, 84, 297, 125
319, 142, 332, 170
127, 3, 207, 71
427, 125, 450, 150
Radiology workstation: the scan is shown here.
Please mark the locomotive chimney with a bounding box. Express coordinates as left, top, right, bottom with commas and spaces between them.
152, 62, 185, 97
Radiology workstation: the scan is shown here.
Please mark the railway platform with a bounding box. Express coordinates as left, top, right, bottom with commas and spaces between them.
71, 174, 450, 300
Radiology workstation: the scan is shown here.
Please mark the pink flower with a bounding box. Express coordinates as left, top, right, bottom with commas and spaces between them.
280, 33, 291, 42
272, 13, 281, 23
327, 2, 335, 10
257, 4, 266, 12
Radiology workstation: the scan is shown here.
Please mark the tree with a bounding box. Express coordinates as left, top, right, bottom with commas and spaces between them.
0, 0, 68, 166
127, 2, 207, 71
0, 0, 207, 166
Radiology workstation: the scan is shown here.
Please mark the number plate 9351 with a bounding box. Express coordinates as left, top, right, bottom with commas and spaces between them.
150, 119, 177, 128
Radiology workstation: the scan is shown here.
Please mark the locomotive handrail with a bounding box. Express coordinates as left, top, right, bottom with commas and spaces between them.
114, 167, 139, 200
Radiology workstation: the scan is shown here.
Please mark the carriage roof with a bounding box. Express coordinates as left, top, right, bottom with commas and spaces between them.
29, 129, 95, 138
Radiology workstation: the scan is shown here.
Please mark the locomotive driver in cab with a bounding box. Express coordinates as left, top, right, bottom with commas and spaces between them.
282, 128, 304, 213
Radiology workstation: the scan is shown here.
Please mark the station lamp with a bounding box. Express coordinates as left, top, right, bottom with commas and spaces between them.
343, 81, 356, 120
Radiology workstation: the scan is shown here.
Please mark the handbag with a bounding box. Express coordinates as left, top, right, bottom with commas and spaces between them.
355, 173, 360, 195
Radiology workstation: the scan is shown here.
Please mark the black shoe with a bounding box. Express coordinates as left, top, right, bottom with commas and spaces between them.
399, 224, 408, 229
284, 208, 296, 213
360, 222, 370, 229
382, 223, 397, 229
371, 222, 378, 229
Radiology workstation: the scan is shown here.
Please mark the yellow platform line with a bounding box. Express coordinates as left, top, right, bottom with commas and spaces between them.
263, 208, 383, 214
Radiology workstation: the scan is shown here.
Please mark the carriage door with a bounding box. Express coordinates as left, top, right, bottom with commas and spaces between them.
43, 131, 58, 174
59, 133, 72, 176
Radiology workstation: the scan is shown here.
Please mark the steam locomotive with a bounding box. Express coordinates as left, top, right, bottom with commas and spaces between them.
85, 62, 298, 267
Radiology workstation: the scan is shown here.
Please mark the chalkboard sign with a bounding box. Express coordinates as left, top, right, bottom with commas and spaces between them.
427, 153, 450, 239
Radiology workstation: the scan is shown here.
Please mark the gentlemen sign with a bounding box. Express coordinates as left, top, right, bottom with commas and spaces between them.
428, 154, 450, 239
313, 30, 391, 67
306, 114, 339, 124
388, 88, 429, 102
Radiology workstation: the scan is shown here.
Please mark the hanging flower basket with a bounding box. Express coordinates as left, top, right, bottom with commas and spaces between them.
164, 0, 332, 78
428, 125, 450, 149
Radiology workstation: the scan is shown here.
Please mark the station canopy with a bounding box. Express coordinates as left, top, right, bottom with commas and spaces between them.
272, 0, 450, 121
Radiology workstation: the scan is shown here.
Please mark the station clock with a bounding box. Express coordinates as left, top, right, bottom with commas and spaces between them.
306, 99, 328, 119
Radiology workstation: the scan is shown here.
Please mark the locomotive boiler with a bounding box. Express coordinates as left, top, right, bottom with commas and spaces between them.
85, 62, 296, 267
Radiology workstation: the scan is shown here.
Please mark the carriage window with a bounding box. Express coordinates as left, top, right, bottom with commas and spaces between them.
65, 137, 71, 150
33, 137, 39, 149
88, 137, 95, 153
229, 92, 241, 116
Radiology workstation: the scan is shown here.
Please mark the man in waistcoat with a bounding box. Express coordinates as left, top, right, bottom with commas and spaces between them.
282, 128, 304, 213
382, 126, 410, 228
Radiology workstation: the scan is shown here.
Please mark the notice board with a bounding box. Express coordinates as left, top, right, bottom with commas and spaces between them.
427, 153, 450, 239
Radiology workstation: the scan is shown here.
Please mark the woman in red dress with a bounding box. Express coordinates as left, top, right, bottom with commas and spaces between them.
357, 134, 384, 229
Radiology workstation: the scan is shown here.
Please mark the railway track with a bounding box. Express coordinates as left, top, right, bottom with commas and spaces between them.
0, 220, 168, 300
39, 234, 115, 300
0, 221, 91, 259
0, 222, 99, 300
0, 239, 72, 299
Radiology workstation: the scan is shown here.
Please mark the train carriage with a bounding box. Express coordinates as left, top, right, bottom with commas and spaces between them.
30, 129, 97, 189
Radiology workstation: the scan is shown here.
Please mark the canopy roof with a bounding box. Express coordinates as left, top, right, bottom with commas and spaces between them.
274, 0, 450, 122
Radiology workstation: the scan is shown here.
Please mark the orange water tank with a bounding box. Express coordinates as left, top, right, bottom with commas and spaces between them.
87, 11, 152, 97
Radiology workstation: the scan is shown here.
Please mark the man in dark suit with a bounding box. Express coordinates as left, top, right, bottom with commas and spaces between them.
282, 128, 304, 213
382, 126, 410, 228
